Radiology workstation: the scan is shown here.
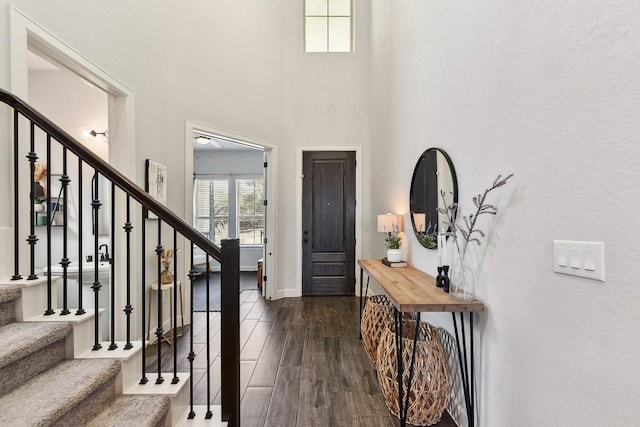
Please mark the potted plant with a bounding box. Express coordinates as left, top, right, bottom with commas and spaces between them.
385, 233, 402, 262
34, 196, 46, 212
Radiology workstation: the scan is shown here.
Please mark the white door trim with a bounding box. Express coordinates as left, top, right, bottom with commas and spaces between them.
184, 121, 278, 301
295, 146, 362, 298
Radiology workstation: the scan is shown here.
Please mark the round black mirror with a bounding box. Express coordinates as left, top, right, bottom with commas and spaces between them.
409, 148, 458, 249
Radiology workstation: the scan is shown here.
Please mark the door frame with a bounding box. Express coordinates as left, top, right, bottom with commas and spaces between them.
295, 146, 362, 298
184, 121, 278, 301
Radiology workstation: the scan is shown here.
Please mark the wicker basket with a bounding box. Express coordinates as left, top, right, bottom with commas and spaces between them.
360, 295, 394, 364
376, 320, 450, 426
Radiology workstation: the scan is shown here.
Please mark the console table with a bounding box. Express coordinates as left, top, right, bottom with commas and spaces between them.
358, 259, 484, 427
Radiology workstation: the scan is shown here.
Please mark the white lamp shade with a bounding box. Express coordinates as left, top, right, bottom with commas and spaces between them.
413, 213, 426, 232
377, 213, 399, 233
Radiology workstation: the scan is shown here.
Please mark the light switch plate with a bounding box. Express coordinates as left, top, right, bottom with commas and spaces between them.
553, 240, 605, 281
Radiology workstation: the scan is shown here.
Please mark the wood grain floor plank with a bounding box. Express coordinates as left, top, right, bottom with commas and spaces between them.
264, 367, 301, 427
298, 351, 328, 427
279, 330, 305, 368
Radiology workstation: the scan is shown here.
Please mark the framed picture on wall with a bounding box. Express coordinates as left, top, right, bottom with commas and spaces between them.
145, 159, 167, 219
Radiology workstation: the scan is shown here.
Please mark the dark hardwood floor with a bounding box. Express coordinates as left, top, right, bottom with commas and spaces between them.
146, 289, 457, 427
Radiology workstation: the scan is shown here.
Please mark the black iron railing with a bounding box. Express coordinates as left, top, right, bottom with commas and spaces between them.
0, 88, 240, 426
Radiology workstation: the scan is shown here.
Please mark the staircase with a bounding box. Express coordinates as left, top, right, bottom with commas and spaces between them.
0, 282, 172, 426
0, 89, 239, 426
0, 278, 228, 426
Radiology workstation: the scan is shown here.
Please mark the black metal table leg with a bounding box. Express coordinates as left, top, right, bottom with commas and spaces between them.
470, 312, 475, 427
395, 309, 405, 425
359, 270, 370, 339
359, 267, 364, 339
452, 312, 475, 427
394, 309, 422, 427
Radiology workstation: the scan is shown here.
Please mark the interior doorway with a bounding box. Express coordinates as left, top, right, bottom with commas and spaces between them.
185, 122, 277, 301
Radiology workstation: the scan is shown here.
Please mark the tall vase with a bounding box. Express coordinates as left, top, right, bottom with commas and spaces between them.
450, 258, 475, 301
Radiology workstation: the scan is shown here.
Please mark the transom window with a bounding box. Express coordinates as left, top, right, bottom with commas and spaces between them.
304, 0, 353, 53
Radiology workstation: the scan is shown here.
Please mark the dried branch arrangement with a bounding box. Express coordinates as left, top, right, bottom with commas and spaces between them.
440, 173, 513, 262
34, 162, 47, 182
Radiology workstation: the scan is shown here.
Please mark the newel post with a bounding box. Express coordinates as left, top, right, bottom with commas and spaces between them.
220, 238, 240, 427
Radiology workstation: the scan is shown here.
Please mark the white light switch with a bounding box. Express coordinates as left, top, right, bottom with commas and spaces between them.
557, 251, 568, 267
569, 250, 580, 269
553, 240, 605, 281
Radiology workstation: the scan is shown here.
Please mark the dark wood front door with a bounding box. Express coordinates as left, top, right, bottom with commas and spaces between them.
302, 151, 356, 295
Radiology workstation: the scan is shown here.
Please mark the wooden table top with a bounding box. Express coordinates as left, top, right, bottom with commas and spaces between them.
358, 259, 485, 313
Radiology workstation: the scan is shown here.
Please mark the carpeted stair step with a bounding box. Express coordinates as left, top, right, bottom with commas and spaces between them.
86, 394, 171, 427
0, 321, 72, 397
0, 358, 120, 426
0, 285, 21, 327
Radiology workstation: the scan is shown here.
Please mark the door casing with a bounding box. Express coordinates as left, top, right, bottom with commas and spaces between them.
184, 121, 278, 301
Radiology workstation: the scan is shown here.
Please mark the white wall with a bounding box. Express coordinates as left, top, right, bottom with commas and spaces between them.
0, 0, 373, 296
28, 67, 109, 270
193, 150, 263, 176
370, 1, 640, 426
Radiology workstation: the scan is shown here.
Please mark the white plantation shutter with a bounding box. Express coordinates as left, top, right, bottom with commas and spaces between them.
237, 178, 265, 245
194, 178, 229, 245
194, 176, 264, 246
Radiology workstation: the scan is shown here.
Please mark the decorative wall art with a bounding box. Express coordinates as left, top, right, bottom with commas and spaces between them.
145, 159, 167, 219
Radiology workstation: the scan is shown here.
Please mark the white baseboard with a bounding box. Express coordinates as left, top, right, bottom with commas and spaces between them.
204, 266, 258, 273
272, 288, 298, 300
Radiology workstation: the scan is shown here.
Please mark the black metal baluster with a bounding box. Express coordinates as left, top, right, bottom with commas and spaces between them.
44, 135, 54, 315
171, 228, 179, 384
220, 238, 240, 426
123, 195, 133, 350
140, 208, 148, 385
155, 219, 164, 384
187, 243, 196, 419
109, 182, 117, 350
11, 110, 22, 281
26, 121, 38, 280
92, 171, 102, 351
60, 148, 71, 315
205, 253, 212, 419
76, 159, 85, 315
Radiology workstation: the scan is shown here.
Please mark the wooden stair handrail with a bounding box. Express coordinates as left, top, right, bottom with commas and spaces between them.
0, 88, 220, 261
